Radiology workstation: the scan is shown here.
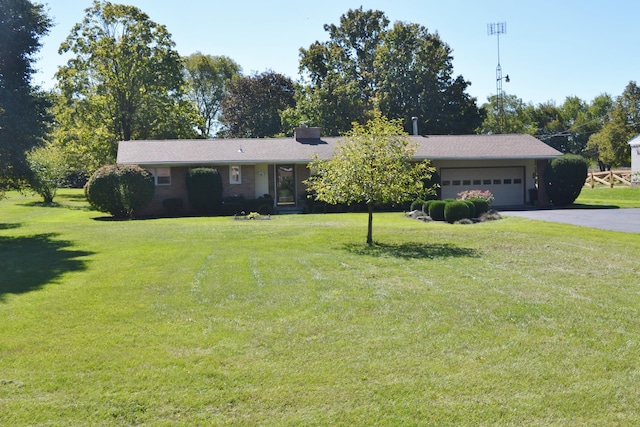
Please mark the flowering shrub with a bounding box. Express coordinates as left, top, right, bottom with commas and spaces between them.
457, 190, 494, 205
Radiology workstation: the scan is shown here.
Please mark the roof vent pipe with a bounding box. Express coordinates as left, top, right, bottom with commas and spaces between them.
411, 117, 419, 136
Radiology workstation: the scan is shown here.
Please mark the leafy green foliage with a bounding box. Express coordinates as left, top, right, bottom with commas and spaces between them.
587, 81, 640, 167
85, 164, 155, 218
469, 199, 490, 216
479, 93, 612, 157
428, 200, 446, 221
54, 1, 199, 172
219, 71, 295, 138
184, 53, 241, 137
0, 0, 52, 185
185, 168, 223, 215
26, 144, 69, 203
306, 113, 435, 244
543, 154, 589, 206
444, 201, 471, 224
297, 8, 483, 135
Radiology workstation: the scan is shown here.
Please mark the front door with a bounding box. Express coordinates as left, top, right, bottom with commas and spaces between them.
276, 165, 296, 205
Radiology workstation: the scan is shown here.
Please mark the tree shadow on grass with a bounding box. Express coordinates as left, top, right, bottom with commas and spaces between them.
0, 233, 93, 301
342, 242, 479, 259
0, 223, 21, 230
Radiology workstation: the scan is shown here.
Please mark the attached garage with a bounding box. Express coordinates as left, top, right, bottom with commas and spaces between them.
440, 166, 526, 206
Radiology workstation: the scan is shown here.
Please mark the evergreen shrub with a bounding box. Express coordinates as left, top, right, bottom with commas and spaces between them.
444, 201, 470, 223
428, 201, 447, 221
85, 164, 155, 218
186, 168, 223, 214
470, 199, 489, 216
543, 154, 589, 206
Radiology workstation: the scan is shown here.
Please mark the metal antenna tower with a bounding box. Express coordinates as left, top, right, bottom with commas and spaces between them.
487, 22, 508, 133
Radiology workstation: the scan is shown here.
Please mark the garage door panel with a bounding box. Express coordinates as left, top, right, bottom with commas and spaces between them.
440, 167, 525, 206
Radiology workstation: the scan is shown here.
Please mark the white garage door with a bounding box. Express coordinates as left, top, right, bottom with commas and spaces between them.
440, 167, 525, 206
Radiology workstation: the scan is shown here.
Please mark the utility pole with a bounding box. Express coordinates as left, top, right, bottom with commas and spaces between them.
487, 22, 509, 133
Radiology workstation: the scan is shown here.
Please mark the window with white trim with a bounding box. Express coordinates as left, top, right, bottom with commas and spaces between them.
151, 167, 171, 186
230, 165, 241, 184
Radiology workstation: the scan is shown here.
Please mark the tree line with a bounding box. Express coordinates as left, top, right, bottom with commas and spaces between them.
2, 0, 639, 194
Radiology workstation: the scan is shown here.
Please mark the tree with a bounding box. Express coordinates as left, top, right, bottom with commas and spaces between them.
305, 113, 435, 245
587, 82, 640, 167
26, 143, 68, 203
0, 0, 52, 187
479, 93, 536, 135
184, 53, 241, 138
297, 8, 482, 135
54, 1, 199, 172
375, 21, 483, 134
218, 71, 295, 138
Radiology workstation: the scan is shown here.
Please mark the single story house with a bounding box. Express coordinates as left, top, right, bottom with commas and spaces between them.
116, 126, 562, 215
629, 134, 640, 187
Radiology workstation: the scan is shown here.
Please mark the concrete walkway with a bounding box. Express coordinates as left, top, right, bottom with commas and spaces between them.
500, 208, 640, 233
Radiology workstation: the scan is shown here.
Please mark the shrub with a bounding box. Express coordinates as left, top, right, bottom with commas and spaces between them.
186, 168, 223, 214
428, 201, 447, 221
85, 164, 155, 218
162, 198, 183, 215
469, 199, 489, 216
26, 144, 68, 204
410, 199, 424, 211
463, 200, 476, 218
444, 201, 470, 224
543, 154, 589, 206
422, 200, 434, 214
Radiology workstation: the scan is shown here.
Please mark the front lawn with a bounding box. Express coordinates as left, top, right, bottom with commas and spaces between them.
1, 189, 640, 426
575, 186, 640, 208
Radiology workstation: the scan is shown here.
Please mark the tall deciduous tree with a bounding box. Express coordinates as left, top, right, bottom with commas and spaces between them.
54, 1, 199, 172
219, 71, 295, 138
0, 0, 52, 187
297, 8, 483, 135
184, 53, 241, 138
305, 113, 435, 245
587, 82, 640, 167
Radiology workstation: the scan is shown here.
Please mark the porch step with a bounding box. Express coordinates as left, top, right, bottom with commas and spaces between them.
277, 206, 305, 214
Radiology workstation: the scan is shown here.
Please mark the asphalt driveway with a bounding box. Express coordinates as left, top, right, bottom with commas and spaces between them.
500, 208, 640, 233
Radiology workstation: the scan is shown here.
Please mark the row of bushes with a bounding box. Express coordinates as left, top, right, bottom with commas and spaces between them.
410, 198, 491, 223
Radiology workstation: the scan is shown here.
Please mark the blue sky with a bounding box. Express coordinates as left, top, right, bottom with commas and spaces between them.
35, 0, 639, 106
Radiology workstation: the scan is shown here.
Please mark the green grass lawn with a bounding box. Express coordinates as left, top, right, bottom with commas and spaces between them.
2, 189, 640, 426
576, 186, 640, 208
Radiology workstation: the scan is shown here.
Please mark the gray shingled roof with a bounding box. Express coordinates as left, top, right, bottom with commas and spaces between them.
116, 133, 561, 166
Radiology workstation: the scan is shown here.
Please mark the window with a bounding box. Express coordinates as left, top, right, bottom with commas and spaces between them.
152, 168, 171, 186
462, 180, 471, 186
483, 179, 491, 185
514, 178, 522, 184
452, 180, 461, 186
473, 179, 481, 185
493, 179, 502, 185
230, 165, 241, 184
504, 179, 512, 184
442, 180, 451, 186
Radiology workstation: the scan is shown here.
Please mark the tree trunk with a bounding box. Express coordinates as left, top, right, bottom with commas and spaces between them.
367, 202, 374, 245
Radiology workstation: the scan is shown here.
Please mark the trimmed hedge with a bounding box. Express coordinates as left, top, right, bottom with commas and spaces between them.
85, 164, 155, 218
186, 168, 223, 215
544, 154, 589, 206
463, 200, 476, 218
469, 199, 489, 216
428, 201, 447, 221
444, 201, 470, 223
410, 199, 424, 211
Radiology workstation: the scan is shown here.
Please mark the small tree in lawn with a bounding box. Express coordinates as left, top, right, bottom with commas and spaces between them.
305, 112, 436, 245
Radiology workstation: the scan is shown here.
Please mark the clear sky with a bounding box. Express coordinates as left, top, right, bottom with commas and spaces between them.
35, 0, 639, 106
